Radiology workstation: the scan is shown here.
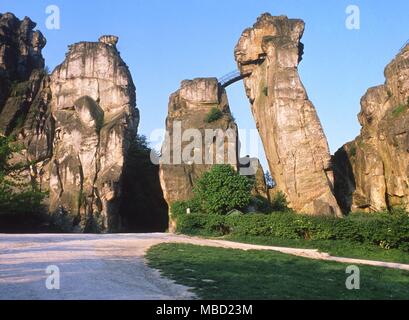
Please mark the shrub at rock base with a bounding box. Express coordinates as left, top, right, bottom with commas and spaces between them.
0, 136, 48, 232
171, 165, 253, 221
176, 212, 409, 252
193, 165, 253, 215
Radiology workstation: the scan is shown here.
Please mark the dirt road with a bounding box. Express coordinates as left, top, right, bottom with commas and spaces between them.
1, 233, 408, 300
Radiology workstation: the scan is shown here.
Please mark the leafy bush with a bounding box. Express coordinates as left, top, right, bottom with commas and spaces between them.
193, 165, 253, 215
0, 136, 46, 217
177, 214, 230, 236
0, 184, 45, 215
270, 191, 291, 212
170, 198, 201, 218
205, 107, 223, 123
250, 196, 273, 214
176, 211, 409, 252
0, 136, 14, 171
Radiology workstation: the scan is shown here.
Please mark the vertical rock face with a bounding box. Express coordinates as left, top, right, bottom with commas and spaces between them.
235, 13, 341, 216
0, 12, 158, 233
334, 44, 409, 213
0, 12, 52, 192
159, 78, 239, 227
49, 37, 139, 231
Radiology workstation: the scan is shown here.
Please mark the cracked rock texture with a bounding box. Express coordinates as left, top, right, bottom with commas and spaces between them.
235, 13, 341, 216
49, 39, 139, 232
159, 78, 239, 230
334, 44, 409, 213
0, 13, 140, 232
0, 12, 52, 194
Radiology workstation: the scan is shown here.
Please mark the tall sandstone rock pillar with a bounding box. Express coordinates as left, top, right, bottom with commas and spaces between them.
159, 78, 239, 230
334, 44, 409, 213
49, 36, 139, 232
235, 14, 341, 216
0, 13, 166, 232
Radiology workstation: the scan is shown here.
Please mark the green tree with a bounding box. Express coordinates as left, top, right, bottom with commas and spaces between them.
0, 136, 46, 216
270, 191, 291, 212
193, 165, 253, 215
0, 136, 13, 174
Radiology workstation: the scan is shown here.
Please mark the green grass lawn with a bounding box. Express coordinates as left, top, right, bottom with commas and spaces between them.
147, 243, 409, 300
224, 236, 409, 264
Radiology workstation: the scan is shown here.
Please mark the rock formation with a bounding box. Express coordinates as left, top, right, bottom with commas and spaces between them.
0, 12, 52, 194
159, 78, 239, 228
49, 37, 139, 231
334, 44, 409, 213
0, 12, 143, 232
234, 13, 342, 216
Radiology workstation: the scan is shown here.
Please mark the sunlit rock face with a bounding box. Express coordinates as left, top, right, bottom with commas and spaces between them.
0, 13, 164, 233
159, 78, 239, 230
235, 13, 341, 216
334, 44, 409, 213
49, 37, 139, 232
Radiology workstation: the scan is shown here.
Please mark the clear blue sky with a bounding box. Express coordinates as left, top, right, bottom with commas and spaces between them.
2, 0, 409, 170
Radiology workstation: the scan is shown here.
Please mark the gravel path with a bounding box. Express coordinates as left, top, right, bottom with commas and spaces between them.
1, 233, 408, 300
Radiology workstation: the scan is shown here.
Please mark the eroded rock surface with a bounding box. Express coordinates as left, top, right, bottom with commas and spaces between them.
159, 78, 239, 228
0, 12, 52, 193
49, 38, 139, 231
334, 44, 409, 213
235, 13, 341, 216
0, 13, 167, 233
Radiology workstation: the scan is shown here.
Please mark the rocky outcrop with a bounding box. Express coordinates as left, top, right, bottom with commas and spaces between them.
334, 44, 409, 213
0, 12, 52, 193
159, 78, 239, 228
49, 38, 139, 232
0, 13, 169, 233
234, 13, 341, 216
0, 13, 45, 82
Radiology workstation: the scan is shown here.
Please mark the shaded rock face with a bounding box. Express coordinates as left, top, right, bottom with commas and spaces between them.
159, 78, 239, 228
0, 13, 45, 82
49, 39, 139, 232
119, 136, 169, 233
0, 12, 52, 193
334, 44, 409, 213
240, 156, 269, 200
235, 13, 341, 216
